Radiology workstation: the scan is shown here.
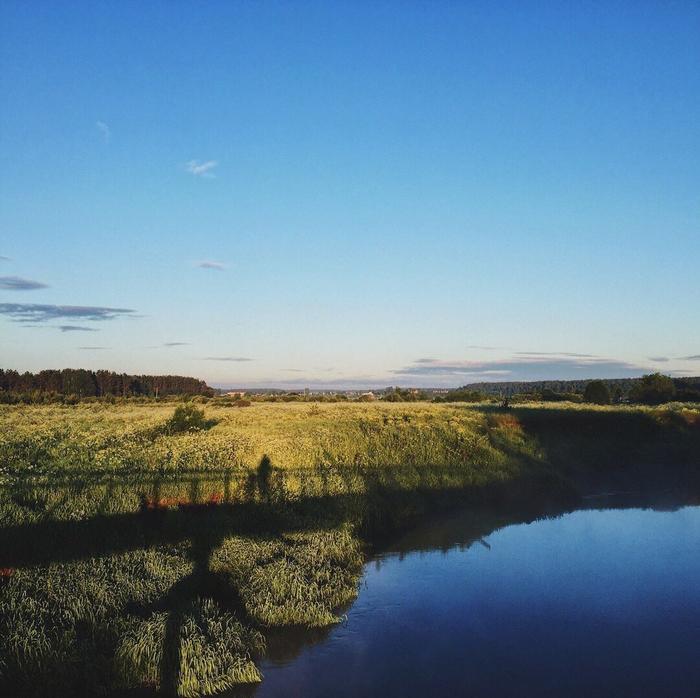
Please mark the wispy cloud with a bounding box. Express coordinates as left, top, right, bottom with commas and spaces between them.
391, 356, 646, 384
514, 351, 597, 358
0, 303, 135, 324
217, 355, 649, 392
186, 160, 218, 178
202, 356, 253, 362
59, 325, 100, 332
679, 354, 700, 361
96, 120, 111, 142
649, 356, 669, 362
466, 345, 503, 350
214, 376, 386, 391
164, 342, 189, 347
78, 346, 109, 350
197, 260, 226, 271
0, 256, 10, 261
0, 276, 49, 290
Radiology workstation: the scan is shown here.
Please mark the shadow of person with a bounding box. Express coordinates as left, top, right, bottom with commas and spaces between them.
126, 509, 250, 695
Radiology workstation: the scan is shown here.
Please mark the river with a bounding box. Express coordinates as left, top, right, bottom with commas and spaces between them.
251, 499, 700, 697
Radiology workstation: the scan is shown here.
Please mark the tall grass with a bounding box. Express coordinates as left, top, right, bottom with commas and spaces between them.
0, 401, 698, 695
116, 598, 265, 695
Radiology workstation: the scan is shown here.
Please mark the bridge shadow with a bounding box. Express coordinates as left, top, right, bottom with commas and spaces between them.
14, 443, 698, 696
3, 449, 698, 695
2, 456, 574, 695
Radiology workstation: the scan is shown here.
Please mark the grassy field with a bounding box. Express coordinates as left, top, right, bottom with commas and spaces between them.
1, 401, 528, 476
1, 401, 699, 695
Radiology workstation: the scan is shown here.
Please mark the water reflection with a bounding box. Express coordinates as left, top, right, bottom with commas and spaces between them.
250, 497, 700, 698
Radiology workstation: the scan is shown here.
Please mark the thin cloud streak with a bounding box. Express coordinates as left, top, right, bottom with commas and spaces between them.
164, 342, 190, 347
679, 354, 700, 360
59, 325, 100, 332
202, 357, 253, 362
649, 356, 670, 362
214, 376, 389, 391
0, 276, 49, 290
78, 346, 109, 350
514, 351, 597, 358
0, 303, 135, 323
96, 120, 111, 142
186, 160, 218, 177
197, 260, 226, 271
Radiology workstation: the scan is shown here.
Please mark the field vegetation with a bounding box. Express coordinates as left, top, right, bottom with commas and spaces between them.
1, 401, 699, 695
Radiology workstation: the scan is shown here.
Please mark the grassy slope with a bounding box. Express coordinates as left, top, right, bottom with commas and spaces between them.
0, 402, 698, 695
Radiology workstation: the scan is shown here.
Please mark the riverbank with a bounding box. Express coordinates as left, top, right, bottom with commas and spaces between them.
0, 402, 698, 695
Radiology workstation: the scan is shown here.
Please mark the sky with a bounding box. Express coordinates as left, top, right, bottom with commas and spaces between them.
1, 1, 699, 389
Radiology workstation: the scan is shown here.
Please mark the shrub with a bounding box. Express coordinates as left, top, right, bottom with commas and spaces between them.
629, 373, 676, 405
540, 389, 568, 402
584, 380, 611, 405
165, 405, 208, 434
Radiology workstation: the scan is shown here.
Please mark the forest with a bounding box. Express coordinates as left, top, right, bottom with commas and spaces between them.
0, 368, 213, 400
459, 375, 700, 402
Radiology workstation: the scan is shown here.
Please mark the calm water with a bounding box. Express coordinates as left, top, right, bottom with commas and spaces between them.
253, 503, 700, 697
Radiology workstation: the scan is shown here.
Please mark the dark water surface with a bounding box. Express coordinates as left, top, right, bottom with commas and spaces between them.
252, 502, 700, 697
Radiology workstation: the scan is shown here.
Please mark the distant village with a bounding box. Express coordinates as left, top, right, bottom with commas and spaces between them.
220, 387, 452, 402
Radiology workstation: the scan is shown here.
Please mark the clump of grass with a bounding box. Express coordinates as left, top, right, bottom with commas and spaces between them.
211, 527, 363, 628
0, 547, 192, 694
116, 598, 265, 696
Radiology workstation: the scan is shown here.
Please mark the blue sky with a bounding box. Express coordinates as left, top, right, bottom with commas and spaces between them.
1, 1, 699, 388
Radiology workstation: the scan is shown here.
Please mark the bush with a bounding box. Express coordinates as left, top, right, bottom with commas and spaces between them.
165, 405, 209, 434
629, 373, 676, 405
584, 380, 611, 405
540, 388, 568, 402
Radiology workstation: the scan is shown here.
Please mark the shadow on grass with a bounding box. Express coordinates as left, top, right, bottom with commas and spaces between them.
0, 456, 576, 695
471, 404, 700, 485
2, 421, 699, 695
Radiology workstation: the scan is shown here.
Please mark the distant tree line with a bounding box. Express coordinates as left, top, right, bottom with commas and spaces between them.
434, 388, 487, 403
460, 378, 633, 397
0, 368, 213, 402
212, 376, 700, 406
458, 374, 700, 405
2, 368, 698, 406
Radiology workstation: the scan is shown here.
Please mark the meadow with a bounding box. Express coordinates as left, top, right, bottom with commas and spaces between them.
1, 401, 699, 695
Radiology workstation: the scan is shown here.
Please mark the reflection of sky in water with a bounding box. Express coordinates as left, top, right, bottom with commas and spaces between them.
255, 506, 700, 697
